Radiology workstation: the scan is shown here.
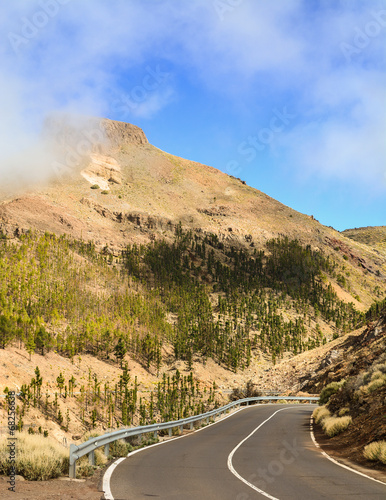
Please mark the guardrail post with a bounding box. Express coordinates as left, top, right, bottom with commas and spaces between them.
153, 430, 158, 440
69, 444, 77, 478
69, 461, 76, 479
88, 450, 95, 466
168, 428, 172, 437
104, 443, 109, 456
190, 422, 194, 430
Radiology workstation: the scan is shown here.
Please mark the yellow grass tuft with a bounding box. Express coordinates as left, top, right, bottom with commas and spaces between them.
363, 441, 386, 464
313, 405, 330, 425
322, 416, 352, 437
0, 431, 68, 480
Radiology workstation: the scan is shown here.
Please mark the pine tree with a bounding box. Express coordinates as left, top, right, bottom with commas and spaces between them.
0, 315, 14, 349
114, 337, 127, 368
25, 333, 36, 360
56, 372, 65, 396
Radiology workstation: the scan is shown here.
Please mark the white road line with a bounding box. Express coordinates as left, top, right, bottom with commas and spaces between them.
227, 406, 297, 500
309, 416, 386, 486
102, 405, 248, 499
103, 457, 126, 500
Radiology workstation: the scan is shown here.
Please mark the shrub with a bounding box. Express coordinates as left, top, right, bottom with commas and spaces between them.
0, 431, 68, 480
322, 416, 352, 437
363, 441, 386, 464
73, 432, 108, 478
75, 448, 107, 478
229, 380, 261, 401
338, 407, 350, 417
313, 406, 330, 425
319, 380, 345, 405
371, 370, 384, 381
101, 190, 109, 195
90, 184, 99, 189
367, 376, 385, 393
109, 439, 133, 457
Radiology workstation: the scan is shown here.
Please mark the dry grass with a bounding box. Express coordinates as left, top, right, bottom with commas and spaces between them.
357, 371, 386, 395
322, 416, 352, 437
342, 226, 386, 257
367, 376, 386, 393
363, 441, 386, 464
313, 406, 330, 425
0, 431, 68, 480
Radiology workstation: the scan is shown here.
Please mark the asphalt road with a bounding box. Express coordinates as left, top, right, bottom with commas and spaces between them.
107, 404, 386, 500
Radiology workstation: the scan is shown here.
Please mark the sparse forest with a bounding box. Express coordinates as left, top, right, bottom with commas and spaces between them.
0, 226, 372, 431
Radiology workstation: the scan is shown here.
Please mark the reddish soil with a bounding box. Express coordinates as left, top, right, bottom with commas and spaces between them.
0, 467, 103, 499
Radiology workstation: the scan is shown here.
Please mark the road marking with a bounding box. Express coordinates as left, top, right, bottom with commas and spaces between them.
227, 407, 297, 500
103, 457, 126, 500
309, 416, 386, 486
102, 405, 248, 499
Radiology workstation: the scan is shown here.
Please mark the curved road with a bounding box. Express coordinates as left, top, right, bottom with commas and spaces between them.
106, 404, 386, 499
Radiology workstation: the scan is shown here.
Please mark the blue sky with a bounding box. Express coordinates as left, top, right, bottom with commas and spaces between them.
1, 0, 385, 231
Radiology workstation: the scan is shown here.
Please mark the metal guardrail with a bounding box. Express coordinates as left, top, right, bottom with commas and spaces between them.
68, 395, 319, 477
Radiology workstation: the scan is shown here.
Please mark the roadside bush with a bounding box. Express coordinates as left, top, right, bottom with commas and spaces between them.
322, 416, 352, 437
319, 380, 345, 405
229, 379, 262, 401
0, 431, 68, 480
74, 432, 108, 478
363, 441, 386, 464
76, 448, 107, 478
313, 406, 330, 425
109, 439, 133, 457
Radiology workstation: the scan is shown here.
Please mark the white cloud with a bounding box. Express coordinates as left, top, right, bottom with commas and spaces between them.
0, 0, 385, 190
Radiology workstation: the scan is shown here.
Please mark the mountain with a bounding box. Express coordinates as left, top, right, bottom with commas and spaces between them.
1, 117, 385, 305
342, 226, 386, 258
0, 116, 385, 473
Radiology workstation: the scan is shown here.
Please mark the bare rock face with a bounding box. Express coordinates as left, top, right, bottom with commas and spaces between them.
81, 153, 122, 189
43, 113, 148, 163
100, 118, 148, 149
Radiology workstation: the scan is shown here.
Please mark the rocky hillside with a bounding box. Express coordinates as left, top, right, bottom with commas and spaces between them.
0, 117, 384, 306
244, 304, 385, 394
342, 226, 386, 258
310, 312, 386, 477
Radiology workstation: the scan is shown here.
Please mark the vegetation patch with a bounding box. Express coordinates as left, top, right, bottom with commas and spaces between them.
313, 405, 330, 425
319, 380, 346, 405
0, 431, 68, 480
363, 441, 386, 464
322, 415, 352, 437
